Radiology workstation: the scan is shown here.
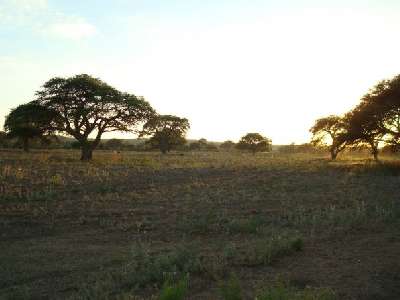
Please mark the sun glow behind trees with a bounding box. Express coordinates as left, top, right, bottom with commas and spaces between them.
2, 1, 400, 143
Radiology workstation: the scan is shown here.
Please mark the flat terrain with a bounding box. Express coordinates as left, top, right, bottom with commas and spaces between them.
0, 150, 399, 299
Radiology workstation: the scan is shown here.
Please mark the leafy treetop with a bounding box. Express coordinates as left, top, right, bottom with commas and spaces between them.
35, 74, 155, 160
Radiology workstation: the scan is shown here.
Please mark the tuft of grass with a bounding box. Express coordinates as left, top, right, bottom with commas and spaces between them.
177, 213, 217, 235
158, 275, 189, 300
256, 280, 335, 300
124, 243, 201, 289
218, 273, 243, 300
70, 244, 201, 299
280, 199, 400, 235
223, 216, 267, 235
242, 234, 303, 266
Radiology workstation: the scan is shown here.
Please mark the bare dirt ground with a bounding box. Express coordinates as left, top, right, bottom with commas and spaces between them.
0, 150, 399, 299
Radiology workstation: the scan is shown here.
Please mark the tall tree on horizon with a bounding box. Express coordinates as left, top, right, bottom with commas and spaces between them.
140, 114, 190, 154
35, 74, 155, 160
236, 133, 272, 154
4, 101, 56, 152
310, 115, 347, 160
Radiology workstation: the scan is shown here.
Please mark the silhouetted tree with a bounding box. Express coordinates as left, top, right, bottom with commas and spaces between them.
310, 115, 347, 160
344, 103, 383, 160
4, 101, 56, 152
0, 131, 8, 148
219, 140, 236, 151
348, 75, 400, 149
35, 74, 155, 160
140, 115, 190, 154
236, 133, 272, 154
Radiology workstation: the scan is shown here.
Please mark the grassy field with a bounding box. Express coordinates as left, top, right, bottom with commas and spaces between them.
0, 150, 399, 299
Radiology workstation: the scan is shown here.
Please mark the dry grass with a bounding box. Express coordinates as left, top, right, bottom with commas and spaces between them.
0, 150, 399, 299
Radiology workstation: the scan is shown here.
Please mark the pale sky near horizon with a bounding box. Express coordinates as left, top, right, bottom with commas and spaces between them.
1, 0, 400, 144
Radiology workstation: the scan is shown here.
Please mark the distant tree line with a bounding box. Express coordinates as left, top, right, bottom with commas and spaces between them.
0, 133, 274, 154
310, 74, 400, 160
2, 74, 273, 160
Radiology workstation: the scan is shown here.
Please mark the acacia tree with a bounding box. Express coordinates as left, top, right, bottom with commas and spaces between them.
4, 101, 56, 152
220, 140, 236, 151
0, 131, 8, 148
236, 133, 272, 154
36, 74, 155, 160
344, 102, 383, 160
354, 75, 400, 147
140, 115, 190, 154
310, 115, 347, 160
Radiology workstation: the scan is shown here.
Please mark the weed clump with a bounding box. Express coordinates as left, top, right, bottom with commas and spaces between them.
256, 279, 335, 300
158, 275, 189, 300
241, 234, 303, 266
219, 273, 243, 300
124, 243, 201, 289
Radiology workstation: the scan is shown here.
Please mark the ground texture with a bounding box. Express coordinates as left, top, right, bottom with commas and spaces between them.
0, 150, 399, 299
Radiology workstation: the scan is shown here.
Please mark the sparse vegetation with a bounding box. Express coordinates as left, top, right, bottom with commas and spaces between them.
0, 150, 399, 299
256, 280, 335, 300
218, 273, 243, 300
158, 276, 189, 300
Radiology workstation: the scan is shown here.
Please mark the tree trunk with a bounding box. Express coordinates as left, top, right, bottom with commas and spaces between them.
22, 138, 30, 152
370, 142, 379, 161
330, 150, 337, 160
81, 145, 93, 161
372, 148, 379, 161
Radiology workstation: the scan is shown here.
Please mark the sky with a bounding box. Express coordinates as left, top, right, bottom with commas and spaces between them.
2, 0, 400, 144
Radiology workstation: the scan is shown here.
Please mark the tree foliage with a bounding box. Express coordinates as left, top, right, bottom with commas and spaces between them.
0, 131, 8, 148
327, 74, 400, 160
310, 115, 347, 160
140, 115, 190, 154
35, 74, 155, 160
344, 103, 383, 160
236, 133, 272, 154
4, 101, 56, 152
219, 140, 236, 151
351, 75, 400, 146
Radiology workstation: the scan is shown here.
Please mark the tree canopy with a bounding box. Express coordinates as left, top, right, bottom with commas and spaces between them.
352, 76, 400, 147
0, 131, 8, 148
219, 140, 236, 151
310, 115, 348, 160
35, 74, 155, 160
236, 133, 272, 154
344, 102, 383, 160
4, 101, 56, 152
312, 74, 400, 161
140, 115, 190, 154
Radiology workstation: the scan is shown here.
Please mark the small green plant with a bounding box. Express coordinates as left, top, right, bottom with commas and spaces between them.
218, 273, 243, 300
224, 216, 266, 234
124, 243, 201, 289
243, 234, 303, 266
256, 280, 335, 300
177, 213, 217, 235
158, 275, 189, 300
256, 280, 292, 300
